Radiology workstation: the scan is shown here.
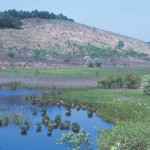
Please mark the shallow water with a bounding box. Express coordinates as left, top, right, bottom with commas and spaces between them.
0, 89, 113, 150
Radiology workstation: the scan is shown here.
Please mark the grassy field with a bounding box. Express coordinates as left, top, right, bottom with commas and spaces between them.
1, 66, 150, 78
51, 88, 150, 124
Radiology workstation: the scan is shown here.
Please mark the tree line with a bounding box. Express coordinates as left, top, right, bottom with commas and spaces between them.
0, 9, 74, 29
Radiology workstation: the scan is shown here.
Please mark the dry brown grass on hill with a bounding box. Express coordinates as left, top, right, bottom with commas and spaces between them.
0, 18, 150, 54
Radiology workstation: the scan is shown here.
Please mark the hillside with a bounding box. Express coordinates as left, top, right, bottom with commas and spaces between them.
0, 18, 150, 68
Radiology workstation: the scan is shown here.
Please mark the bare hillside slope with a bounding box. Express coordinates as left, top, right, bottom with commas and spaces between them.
0, 18, 150, 68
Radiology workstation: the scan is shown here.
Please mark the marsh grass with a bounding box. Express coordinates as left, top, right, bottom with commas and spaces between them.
51, 88, 150, 124
1, 66, 150, 78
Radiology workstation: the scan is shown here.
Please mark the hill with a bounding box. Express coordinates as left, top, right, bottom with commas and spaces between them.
0, 18, 150, 68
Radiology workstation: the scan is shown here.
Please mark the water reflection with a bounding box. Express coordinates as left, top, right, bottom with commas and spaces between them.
0, 89, 113, 150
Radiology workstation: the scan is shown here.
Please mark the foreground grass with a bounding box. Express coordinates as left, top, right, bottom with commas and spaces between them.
52, 88, 150, 124
1, 66, 150, 78
51, 87, 150, 149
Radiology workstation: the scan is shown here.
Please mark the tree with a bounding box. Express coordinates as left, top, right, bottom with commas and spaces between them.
94, 58, 101, 67
0, 9, 74, 29
117, 40, 124, 49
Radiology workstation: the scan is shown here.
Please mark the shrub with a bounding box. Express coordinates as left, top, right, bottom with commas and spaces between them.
124, 72, 141, 89
86, 58, 94, 67
31, 49, 47, 59
94, 58, 101, 68
56, 129, 93, 150
0, 40, 3, 48
141, 75, 150, 95
10, 81, 21, 90
6, 48, 14, 58
97, 74, 123, 89
98, 72, 140, 89
98, 121, 150, 150
117, 40, 124, 49
64, 52, 72, 62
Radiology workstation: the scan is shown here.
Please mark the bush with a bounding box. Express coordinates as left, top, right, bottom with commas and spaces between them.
86, 58, 94, 67
94, 58, 101, 68
124, 72, 140, 89
98, 121, 150, 150
6, 48, 14, 58
141, 75, 150, 95
64, 52, 72, 62
56, 129, 93, 150
98, 72, 140, 89
117, 40, 124, 49
31, 49, 47, 59
97, 74, 123, 89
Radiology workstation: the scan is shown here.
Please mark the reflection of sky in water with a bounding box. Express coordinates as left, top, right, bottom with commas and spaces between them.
0, 89, 113, 150
0, 89, 41, 97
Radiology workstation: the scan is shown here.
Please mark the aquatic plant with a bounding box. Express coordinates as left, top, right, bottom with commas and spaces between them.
59, 123, 65, 130
56, 129, 93, 150
47, 127, 53, 136
36, 122, 41, 132
47, 120, 54, 128
24, 121, 29, 130
41, 109, 46, 116
25, 96, 28, 101
32, 99, 36, 105
0, 119, 3, 127
3, 116, 9, 126
42, 115, 50, 125
72, 122, 80, 133
12, 115, 22, 125
64, 120, 70, 130
21, 126, 27, 135
66, 107, 71, 116
54, 115, 61, 125
81, 105, 87, 110
32, 108, 38, 115
76, 105, 81, 111
57, 101, 61, 107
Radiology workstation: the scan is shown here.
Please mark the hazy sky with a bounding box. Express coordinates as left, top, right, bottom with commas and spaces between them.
0, 0, 150, 41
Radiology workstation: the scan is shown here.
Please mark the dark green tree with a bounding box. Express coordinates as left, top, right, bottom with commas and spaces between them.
117, 40, 124, 49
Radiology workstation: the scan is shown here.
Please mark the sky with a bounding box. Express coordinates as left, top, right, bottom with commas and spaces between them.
0, 0, 150, 41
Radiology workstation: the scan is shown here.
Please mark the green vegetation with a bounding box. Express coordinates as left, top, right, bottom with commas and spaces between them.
51, 88, 150, 123
56, 129, 93, 150
65, 40, 150, 60
98, 121, 150, 150
98, 72, 140, 89
46, 67, 149, 149
63, 52, 72, 62
6, 48, 14, 58
0, 9, 74, 29
117, 40, 124, 49
1, 66, 150, 78
0, 66, 150, 149
141, 75, 150, 95
31, 48, 47, 59
0, 12, 22, 29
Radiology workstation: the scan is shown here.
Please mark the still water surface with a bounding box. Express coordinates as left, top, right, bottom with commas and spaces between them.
0, 89, 113, 150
